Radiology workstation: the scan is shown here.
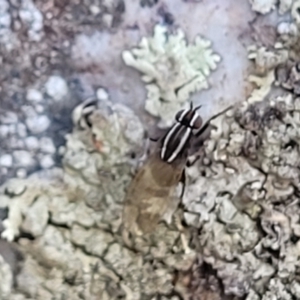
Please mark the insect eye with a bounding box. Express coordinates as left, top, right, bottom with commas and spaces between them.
192, 115, 203, 129
175, 110, 185, 122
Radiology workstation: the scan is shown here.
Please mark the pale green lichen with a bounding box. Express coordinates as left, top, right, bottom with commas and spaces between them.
0, 97, 191, 299
122, 24, 220, 127
247, 71, 275, 104
279, 0, 293, 14
248, 45, 288, 74
0, 254, 13, 299
248, 0, 277, 14
249, 0, 293, 16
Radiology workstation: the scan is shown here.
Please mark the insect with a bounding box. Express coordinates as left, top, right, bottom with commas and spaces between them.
122, 103, 205, 237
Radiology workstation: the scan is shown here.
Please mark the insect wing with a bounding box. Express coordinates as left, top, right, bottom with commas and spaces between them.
123, 156, 181, 235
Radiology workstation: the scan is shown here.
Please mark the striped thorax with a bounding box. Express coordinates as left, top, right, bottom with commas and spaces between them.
160, 104, 203, 163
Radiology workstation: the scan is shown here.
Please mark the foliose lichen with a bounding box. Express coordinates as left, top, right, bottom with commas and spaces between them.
3, 2, 300, 299
0, 96, 193, 299
0, 253, 13, 299
181, 65, 300, 300
122, 24, 220, 127
248, 0, 277, 14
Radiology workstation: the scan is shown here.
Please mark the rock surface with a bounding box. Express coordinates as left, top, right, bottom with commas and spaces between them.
1, 0, 299, 299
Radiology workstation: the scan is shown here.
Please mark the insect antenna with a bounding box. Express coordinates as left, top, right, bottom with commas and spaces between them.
193, 104, 202, 112
194, 105, 234, 137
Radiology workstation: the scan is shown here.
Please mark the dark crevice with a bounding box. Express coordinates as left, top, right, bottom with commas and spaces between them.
16, 231, 35, 241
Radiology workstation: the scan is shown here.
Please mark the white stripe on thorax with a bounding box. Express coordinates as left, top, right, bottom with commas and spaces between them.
161, 122, 180, 160
166, 112, 199, 163
167, 127, 191, 163
178, 108, 189, 122
189, 110, 199, 127
161, 108, 191, 160
161, 109, 200, 162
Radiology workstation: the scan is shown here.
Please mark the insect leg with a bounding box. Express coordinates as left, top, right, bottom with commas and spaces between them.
179, 169, 186, 199
186, 155, 201, 167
